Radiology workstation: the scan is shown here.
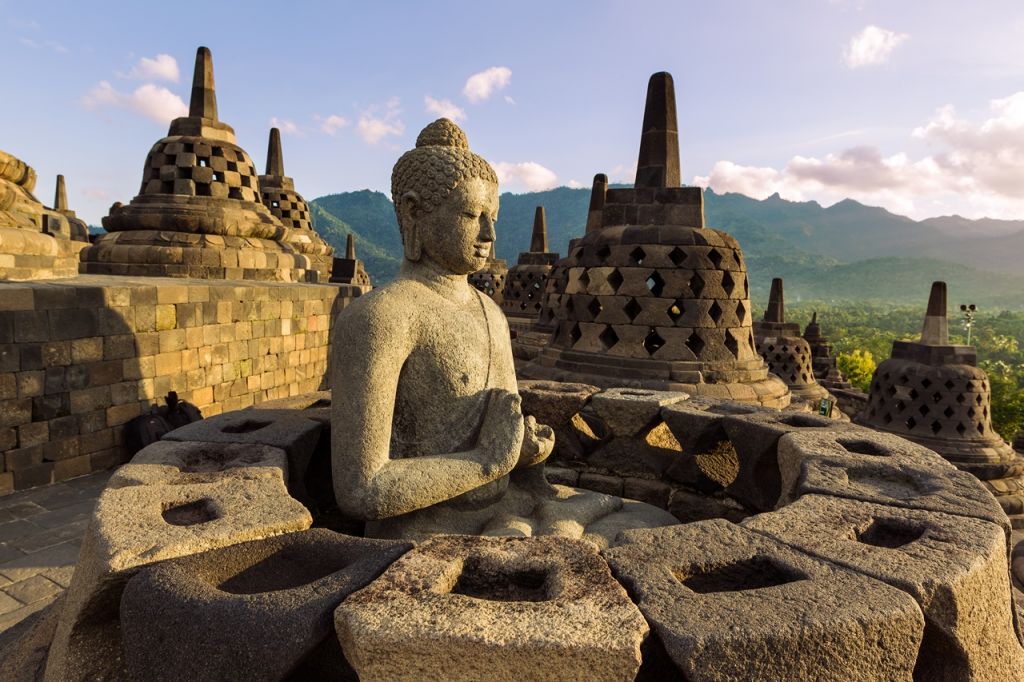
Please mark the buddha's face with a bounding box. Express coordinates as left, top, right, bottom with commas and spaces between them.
413, 177, 499, 275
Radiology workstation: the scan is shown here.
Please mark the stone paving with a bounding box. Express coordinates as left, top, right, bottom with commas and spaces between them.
0, 470, 110, 633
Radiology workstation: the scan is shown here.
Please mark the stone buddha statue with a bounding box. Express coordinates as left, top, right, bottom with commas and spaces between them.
331, 119, 676, 546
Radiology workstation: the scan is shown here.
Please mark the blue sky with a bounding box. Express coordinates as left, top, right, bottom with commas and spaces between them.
3, 0, 1024, 226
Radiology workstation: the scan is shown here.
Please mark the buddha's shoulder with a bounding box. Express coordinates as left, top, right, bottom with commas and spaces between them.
336, 279, 434, 328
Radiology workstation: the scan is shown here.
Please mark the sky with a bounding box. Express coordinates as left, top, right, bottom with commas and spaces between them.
3, 0, 1024, 227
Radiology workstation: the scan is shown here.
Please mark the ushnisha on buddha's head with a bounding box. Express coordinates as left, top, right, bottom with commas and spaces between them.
391, 118, 500, 275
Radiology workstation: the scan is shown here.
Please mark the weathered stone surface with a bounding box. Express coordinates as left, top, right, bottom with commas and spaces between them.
336, 535, 648, 681
164, 408, 322, 502
745, 494, 1024, 681
590, 387, 688, 437
517, 379, 599, 429
108, 439, 288, 487
660, 398, 757, 489
120, 529, 410, 681
44, 476, 311, 681
776, 428, 956, 506
604, 520, 924, 680
719, 411, 854, 511
0, 598, 63, 682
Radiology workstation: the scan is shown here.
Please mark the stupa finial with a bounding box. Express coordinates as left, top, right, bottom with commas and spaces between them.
585, 173, 608, 234
54, 174, 68, 211
920, 281, 949, 345
346, 233, 356, 260
188, 46, 218, 121
634, 72, 680, 188
530, 206, 548, 253
764, 278, 785, 324
266, 127, 284, 177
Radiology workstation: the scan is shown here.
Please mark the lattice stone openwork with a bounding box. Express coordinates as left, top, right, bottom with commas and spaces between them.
261, 187, 311, 231
140, 138, 259, 202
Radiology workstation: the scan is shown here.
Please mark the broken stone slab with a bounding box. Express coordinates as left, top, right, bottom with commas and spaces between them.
44, 476, 311, 682
518, 379, 600, 428
776, 428, 957, 506
659, 398, 760, 490
793, 455, 1010, 535
744, 494, 1024, 681
163, 408, 323, 502
603, 519, 924, 681
120, 529, 410, 681
719, 411, 857, 512
590, 387, 689, 438
336, 535, 648, 682
108, 439, 288, 488
247, 390, 331, 411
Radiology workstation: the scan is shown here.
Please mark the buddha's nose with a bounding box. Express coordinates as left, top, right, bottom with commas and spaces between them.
479, 216, 496, 243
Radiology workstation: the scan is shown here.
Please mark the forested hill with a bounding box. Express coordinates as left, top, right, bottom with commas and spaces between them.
310, 188, 1024, 308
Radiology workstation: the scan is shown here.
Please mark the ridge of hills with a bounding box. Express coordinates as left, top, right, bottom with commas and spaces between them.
310, 187, 1024, 309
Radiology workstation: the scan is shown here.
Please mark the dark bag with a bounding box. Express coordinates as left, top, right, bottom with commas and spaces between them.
124, 391, 203, 455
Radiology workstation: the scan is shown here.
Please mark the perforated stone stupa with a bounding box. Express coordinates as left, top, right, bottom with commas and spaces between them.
501, 205, 559, 329
329, 234, 372, 293
524, 73, 789, 407
803, 311, 852, 390
469, 244, 508, 304
857, 281, 1024, 515
81, 47, 328, 282
753, 278, 831, 403
258, 127, 333, 279
0, 150, 88, 280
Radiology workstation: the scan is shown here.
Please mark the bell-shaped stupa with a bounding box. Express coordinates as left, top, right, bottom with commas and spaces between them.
802, 311, 852, 390
525, 72, 789, 407
0, 150, 88, 280
258, 127, 333, 279
501, 205, 559, 330
753, 278, 831, 402
857, 282, 1024, 514
468, 244, 508, 304
81, 47, 326, 282
329, 234, 372, 293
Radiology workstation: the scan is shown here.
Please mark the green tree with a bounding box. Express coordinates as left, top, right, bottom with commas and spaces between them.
837, 350, 877, 393
980, 360, 1024, 442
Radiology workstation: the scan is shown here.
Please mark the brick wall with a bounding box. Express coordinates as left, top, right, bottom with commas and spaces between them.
0, 275, 359, 494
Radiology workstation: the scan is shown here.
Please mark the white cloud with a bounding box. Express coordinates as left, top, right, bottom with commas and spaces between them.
270, 116, 301, 136
504, 95, 516, 105
424, 96, 466, 122
317, 114, 349, 135
463, 66, 512, 103
357, 98, 404, 144
843, 25, 909, 68
82, 80, 187, 125
19, 37, 68, 53
122, 54, 180, 83
694, 91, 1024, 220
567, 179, 584, 189
493, 161, 558, 192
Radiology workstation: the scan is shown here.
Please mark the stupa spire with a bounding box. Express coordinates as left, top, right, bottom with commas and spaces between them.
920, 281, 949, 345
585, 173, 608, 234
188, 46, 218, 121
54, 174, 68, 211
346, 233, 356, 260
530, 206, 548, 253
764, 278, 785, 324
634, 72, 680, 188
266, 127, 284, 177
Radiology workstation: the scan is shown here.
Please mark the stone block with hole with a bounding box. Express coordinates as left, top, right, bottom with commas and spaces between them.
775, 428, 957, 506
659, 398, 759, 489
44, 477, 311, 682
108, 439, 288, 488
119, 529, 410, 681
163, 408, 323, 502
603, 519, 924, 681
744, 494, 1024, 681
793, 456, 1010, 535
589, 387, 688, 437
719, 411, 856, 511
335, 535, 648, 682
518, 379, 599, 428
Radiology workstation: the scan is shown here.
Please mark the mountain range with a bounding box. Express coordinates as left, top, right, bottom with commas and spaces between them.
310, 187, 1024, 309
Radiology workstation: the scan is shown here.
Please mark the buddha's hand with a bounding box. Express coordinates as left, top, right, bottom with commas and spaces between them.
516, 416, 554, 469
478, 389, 526, 479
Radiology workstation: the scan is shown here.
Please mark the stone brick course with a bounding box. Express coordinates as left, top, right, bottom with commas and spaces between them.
0, 275, 359, 494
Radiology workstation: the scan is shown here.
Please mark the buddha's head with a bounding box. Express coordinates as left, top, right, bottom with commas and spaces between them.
392, 119, 499, 275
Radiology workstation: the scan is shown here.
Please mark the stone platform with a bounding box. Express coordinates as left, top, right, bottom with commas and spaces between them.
3, 390, 1023, 680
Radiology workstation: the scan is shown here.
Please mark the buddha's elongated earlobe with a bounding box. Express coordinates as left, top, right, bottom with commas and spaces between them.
400, 191, 422, 261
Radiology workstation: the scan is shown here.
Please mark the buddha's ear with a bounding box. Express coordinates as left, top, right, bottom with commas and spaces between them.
398, 191, 422, 261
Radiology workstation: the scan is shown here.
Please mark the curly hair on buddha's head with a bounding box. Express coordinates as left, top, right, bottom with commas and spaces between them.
391, 119, 498, 231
